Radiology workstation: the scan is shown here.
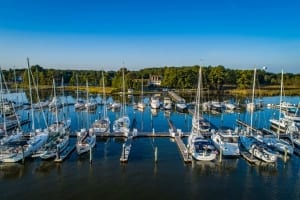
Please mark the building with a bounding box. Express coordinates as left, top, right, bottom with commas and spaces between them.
148, 75, 162, 86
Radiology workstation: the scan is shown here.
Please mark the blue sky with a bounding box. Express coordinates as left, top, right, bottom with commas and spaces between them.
0, 0, 299, 73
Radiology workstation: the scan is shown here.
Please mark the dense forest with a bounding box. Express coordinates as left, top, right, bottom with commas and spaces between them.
2, 65, 300, 92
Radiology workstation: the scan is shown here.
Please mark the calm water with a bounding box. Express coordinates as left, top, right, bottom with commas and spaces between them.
1, 95, 300, 200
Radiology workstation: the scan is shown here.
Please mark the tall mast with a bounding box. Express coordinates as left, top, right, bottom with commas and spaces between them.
53, 79, 59, 130
27, 58, 35, 131
102, 71, 107, 118
250, 68, 256, 134
122, 67, 126, 117
76, 74, 79, 102
277, 68, 284, 138
0, 68, 6, 135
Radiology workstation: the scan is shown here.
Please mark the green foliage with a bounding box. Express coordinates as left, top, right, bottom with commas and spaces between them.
2, 65, 300, 93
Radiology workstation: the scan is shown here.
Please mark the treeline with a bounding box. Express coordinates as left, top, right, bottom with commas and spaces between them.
2, 65, 300, 91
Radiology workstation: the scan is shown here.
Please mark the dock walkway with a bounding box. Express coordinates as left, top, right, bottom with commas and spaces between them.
174, 136, 192, 163
168, 91, 186, 103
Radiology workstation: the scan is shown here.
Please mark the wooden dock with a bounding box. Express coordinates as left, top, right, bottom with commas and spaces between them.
240, 151, 261, 165
168, 91, 186, 103
174, 136, 192, 163
70, 132, 189, 138
236, 120, 257, 132
54, 144, 75, 163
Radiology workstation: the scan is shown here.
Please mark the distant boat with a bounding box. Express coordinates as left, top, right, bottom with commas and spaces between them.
137, 77, 146, 110
150, 95, 160, 109
74, 74, 85, 110
163, 97, 172, 110
84, 80, 97, 111
176, 100, 187, 112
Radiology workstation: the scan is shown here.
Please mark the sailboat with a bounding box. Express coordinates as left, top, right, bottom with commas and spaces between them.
1, 58, 49, 163
84, 80, 97, 111
0, 68, 24, 145
113, 68, 130, 137
76, 79, 96, 154
137, 76, 146, 110
76, 127, 96, 155
188, 67, 217, 161
74, 74, 85, 110
91, 71, 110, 135
239, 68, 277, 163
37, 77, 71, 160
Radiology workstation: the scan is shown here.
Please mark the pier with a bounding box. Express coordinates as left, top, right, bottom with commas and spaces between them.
174, 135, 192, 163
168, 91, 186, 103
236, 120, 257, 132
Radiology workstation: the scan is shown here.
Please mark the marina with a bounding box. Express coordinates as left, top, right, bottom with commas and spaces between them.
1, 93, 300, 199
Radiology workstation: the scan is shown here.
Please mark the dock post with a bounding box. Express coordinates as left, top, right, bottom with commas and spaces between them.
187, 145, 190, 160
123, 143, 125, 160
56, 146, 60, 160
284, 148, 287, 163
154, 146, 158, 163
219, 148, 222, 163
21, 145, 25, 164
89, 147, 92, 164
152, 128, 155, 136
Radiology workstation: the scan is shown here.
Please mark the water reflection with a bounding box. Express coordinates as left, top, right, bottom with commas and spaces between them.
0, 163, 26, 179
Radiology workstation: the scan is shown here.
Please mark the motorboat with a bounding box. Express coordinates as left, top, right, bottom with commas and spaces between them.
211, 128, 240, 156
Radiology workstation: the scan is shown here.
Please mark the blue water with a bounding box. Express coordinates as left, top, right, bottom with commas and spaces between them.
1, 95, 300, 199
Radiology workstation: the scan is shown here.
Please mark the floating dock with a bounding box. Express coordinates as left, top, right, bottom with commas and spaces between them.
241, 151, 261, 165
168, 91, 186, 103
174, 136, 192, 163
54, 144, 76, 163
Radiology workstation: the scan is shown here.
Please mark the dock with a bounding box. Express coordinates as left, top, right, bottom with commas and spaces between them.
236, 120, 257, 132
174, 136, 192, 163
167, 118, 192, 163
69, 132, 189, 138
54, 144, 76, 163
168, 91, 186, 103
240, 151, 261, 165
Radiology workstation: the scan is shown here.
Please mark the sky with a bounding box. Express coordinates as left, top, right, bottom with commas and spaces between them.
0, 0, 300, 73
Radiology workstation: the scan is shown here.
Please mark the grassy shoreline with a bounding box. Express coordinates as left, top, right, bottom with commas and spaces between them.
20, 84, 300, 96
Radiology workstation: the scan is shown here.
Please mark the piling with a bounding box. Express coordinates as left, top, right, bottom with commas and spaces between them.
56, 146, 60, 160
123, 143, 126, 160
219, 148, 223, 163
284, 148, 287, 163
89, 147, 92, 164
21, 146, 25, 164
154, 146, 158, 163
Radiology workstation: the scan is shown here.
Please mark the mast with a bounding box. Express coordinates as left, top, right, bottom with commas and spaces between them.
194, 66, 202, 132
102, 71, 107, 119
277, 68, 284, 138
0, 68, 6, 135
122, 67, 126, 117
27, 58, 35, 131
76, 74, 79, 103
250, 68, 256, 135
53, 79, 59, 131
